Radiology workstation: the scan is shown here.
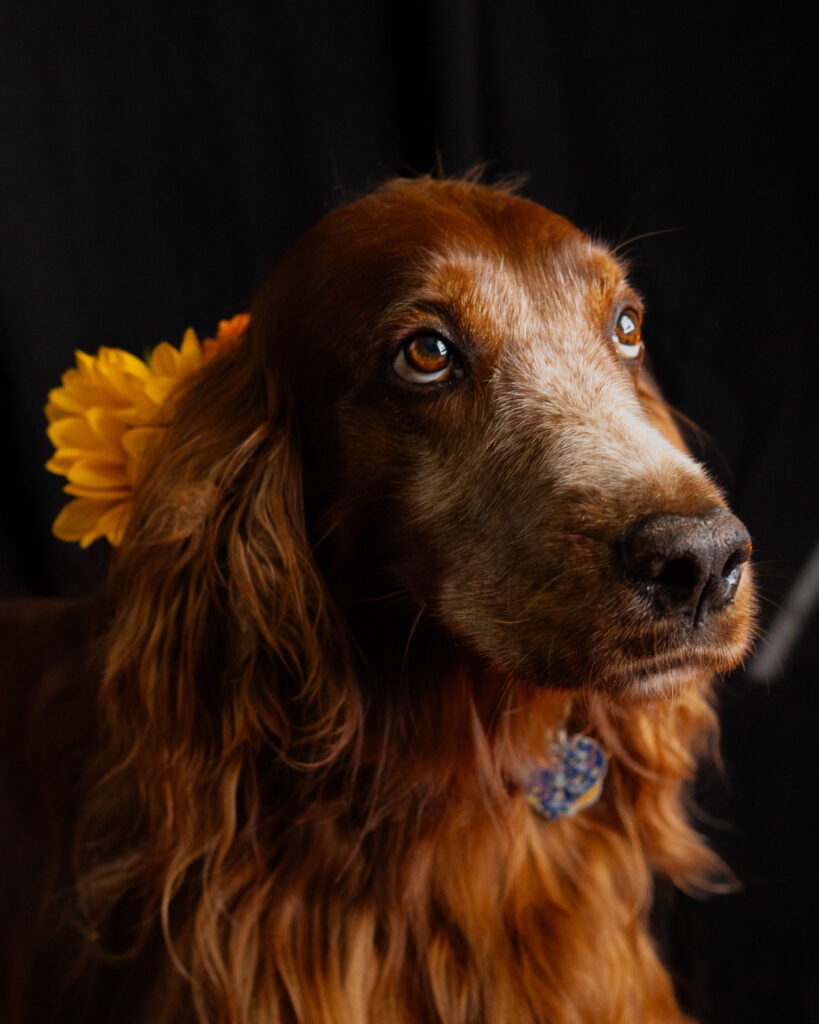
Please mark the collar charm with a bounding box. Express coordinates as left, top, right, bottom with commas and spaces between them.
524, 733, 608, 820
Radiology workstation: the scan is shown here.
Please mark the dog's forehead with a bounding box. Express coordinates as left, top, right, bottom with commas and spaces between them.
384, 230, 629, 361
433, 236, 624, 321
366, 181, 627, 325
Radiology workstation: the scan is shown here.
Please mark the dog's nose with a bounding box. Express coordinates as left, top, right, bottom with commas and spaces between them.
618, 509, 751, 624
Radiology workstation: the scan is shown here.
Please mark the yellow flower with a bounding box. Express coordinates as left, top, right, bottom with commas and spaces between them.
45, 317, 249, 547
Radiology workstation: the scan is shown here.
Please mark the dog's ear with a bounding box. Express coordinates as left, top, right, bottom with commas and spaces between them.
636, 363, 689, 454
103, 327, 360, 774
76, 328, 362, 965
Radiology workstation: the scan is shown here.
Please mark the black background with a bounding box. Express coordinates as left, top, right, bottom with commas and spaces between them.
1, 3, 816, 1021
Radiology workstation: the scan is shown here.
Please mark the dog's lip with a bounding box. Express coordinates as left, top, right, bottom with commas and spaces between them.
622, 635, 744, 681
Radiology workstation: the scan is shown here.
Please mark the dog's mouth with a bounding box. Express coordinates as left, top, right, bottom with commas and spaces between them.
504, 599, 753, 698
592, 617, 753, 697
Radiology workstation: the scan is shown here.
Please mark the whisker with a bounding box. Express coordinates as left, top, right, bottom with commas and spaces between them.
400, 603, 426, 683
347, 589, 410, 606
311, 519, 342, 552
611, 226, 682, 255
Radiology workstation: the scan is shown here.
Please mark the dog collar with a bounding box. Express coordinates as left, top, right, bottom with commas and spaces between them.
524, 733, 608, 820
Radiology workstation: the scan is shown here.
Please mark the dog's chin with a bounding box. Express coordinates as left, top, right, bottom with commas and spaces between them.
614, 660, 709, 702
579, 635, 753, 701
512, 641, 745, 703
611, 624, 755, 702
537, 659, 708, 703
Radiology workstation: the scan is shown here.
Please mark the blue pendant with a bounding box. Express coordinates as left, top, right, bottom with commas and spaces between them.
524, 734, 608, 820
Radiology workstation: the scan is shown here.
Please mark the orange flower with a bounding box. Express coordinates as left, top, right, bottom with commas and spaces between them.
45, 316, 249, 547
202, 313, 250, 364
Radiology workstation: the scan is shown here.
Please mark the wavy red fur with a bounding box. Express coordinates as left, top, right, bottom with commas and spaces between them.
0, 176, 755, 1024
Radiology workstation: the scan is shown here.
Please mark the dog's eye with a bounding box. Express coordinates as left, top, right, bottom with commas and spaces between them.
612, 309, 643, 359
393, 334, 452, 383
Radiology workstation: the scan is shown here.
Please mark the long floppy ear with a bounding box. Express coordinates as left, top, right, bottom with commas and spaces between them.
62, 308, 367, 1021
101, 330, 360, 774
74, 325, 362, 974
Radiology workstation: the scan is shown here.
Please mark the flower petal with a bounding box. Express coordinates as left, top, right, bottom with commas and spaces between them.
150, 341, 181, 378
98, 347, 152, 380
143, 376, 179, 408
63, 482, 133, 499
203, 313, 250, 364
47, 415, 113, 455
95, 502, 132, 546
179, 328, 204, 373
66, 459, 131, 491
52, 498, 120, 544
86, 406, 126, 447
45, 392, 84, 421
56, 372, 138, 412
108, 393, 164, 424
122, 426, 164, 482
45, 453, 76, 475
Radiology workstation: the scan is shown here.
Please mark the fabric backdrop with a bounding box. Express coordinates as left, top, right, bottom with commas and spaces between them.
1, 3, 815, 1020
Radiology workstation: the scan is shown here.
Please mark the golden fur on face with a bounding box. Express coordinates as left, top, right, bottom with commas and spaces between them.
4, 177, 755, 1024
265, 179, 753, 703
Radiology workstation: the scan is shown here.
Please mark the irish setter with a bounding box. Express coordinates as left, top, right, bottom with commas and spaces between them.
1, 176, 755, 1023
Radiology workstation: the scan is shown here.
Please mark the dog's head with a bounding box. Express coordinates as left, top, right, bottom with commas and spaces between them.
238, 176, 754, 702
115, 176, 755, 778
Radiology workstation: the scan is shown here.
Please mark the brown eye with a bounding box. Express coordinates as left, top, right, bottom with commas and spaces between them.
612, 308, 642, 359
393, 334, 452, 383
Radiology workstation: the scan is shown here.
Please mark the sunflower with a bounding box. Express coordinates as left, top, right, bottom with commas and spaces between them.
45, 314, 249, 547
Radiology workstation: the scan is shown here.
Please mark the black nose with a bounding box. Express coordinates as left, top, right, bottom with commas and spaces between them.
617, 509, 751, 624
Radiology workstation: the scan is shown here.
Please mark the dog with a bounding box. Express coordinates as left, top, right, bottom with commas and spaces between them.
1, 176, 755, 1023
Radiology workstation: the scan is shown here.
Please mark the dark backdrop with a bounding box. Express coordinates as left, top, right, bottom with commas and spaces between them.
1, 3, 816, 1021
